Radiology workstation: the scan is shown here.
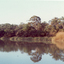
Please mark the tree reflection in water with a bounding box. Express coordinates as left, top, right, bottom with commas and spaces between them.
0, 40, 64, 62
30, 47, 42, 62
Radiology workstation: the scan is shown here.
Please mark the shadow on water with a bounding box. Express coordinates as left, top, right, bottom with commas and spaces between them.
0, 40, 64, 62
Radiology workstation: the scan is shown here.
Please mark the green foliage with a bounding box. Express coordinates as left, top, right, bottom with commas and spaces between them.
29, 15, 41, 23
0, 16, 64, 37
51, 17, 61, 26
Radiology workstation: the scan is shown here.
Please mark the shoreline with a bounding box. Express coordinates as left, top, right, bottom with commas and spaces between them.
0, 37, 52, 44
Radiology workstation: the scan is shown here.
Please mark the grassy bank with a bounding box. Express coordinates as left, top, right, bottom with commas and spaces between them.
9, 37, 52, 44
0, 37, 52, 44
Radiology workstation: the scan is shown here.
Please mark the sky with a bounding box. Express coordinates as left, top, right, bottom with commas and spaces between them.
0, 0, 64, 25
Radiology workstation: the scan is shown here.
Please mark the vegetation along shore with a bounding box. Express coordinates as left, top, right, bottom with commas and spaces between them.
0, 16, 64, 43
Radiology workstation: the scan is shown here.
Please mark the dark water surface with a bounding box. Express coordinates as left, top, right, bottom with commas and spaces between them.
0, 40, 64, 64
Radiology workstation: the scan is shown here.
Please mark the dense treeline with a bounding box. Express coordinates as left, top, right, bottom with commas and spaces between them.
0, 16, 64, 37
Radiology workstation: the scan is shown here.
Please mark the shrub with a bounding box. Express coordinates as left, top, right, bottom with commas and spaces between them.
52, 32, 64, 49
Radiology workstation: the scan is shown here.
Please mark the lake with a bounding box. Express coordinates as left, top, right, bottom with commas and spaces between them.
0, 40, 64, 64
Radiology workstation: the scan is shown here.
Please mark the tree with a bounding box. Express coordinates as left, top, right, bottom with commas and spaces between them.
15, 29, 25, 37
0, 30, 5, 37
51, 17, 61, 26
29, 15, 41, 23
28, 16, 42, 30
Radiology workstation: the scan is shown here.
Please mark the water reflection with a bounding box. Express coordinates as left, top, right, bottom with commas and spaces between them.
0, 40, 64, 62
52, 38, 64, 50
30, 48, 42, 62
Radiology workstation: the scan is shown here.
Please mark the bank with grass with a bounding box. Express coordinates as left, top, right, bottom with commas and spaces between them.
9, 37, 52, 44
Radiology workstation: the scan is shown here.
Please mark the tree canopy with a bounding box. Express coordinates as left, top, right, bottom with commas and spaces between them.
0, 16, 64, 37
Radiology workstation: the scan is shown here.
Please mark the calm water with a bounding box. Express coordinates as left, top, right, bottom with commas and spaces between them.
0, 40, 64, 64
